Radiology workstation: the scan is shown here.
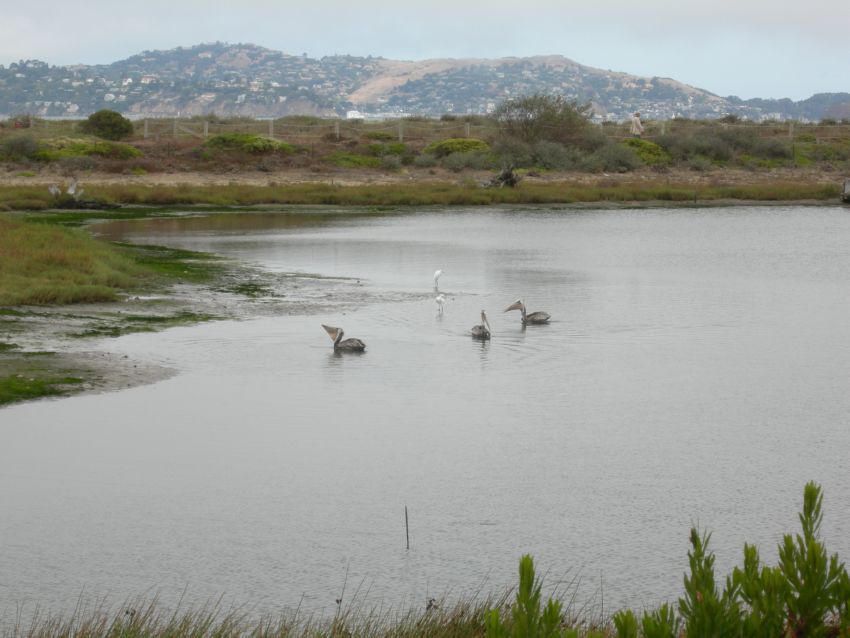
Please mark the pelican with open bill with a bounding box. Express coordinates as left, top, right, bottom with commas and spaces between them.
471, 311, 492, 340
504, 299, 551, 325
322, 324, 366, 352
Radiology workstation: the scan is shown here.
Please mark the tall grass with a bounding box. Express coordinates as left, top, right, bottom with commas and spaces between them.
0, 216, 146, 305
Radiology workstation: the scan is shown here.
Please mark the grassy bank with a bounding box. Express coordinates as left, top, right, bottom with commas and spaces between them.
0, 216, 147, 305
4, 483, 847, 638
0, 215, 229, 406
0, 180, 842, 210
0, 216, 223, 305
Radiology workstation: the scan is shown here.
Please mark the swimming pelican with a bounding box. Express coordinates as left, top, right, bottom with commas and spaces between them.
321, 324, 366, 352
435, 293, 445, 315
504, 299, 551, 325
433, 270, 444, 290
471, 310, 492, 340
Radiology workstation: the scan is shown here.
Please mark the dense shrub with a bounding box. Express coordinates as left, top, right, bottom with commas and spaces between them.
34, 139, 142, 162
424, 137, 490, 158
530, 141, 582, 170
753, 138, 794, 159
323, 151, 381, 168
363, 131, 395, 141
581, 143, 643, 172
79, 109, 134, 140
368, 142, 408, 157
622, 138, 672, 166
379, 155, 402, 171
205, 133, 295, 154
412, 154, 438, 168
441, 151, 496, 172
0, 134, 39, 160
493, 138, 534, 167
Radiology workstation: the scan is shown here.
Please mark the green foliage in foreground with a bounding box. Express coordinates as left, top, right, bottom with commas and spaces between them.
485, 482, 850, 638
424, 137, 491, 157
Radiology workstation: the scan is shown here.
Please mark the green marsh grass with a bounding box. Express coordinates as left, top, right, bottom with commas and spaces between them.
0, 181, 840, 212
0, 216, 146, 305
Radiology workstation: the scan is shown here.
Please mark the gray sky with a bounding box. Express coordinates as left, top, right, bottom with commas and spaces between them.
2, 0, 848, 101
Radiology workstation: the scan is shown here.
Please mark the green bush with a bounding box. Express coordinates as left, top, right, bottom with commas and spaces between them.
205, 133, 295, 154
442, 151, 496, 172
424, 137, 490, 158
581, 143, 643, 172
79, 109, 134, 140
34, 139, 142, 162
622, 138, 671, 166
0, 134, 39, 160
363, 131, 395, 141
323, 151, 381, 168
367, 142, 408, 157
493, 138, 534, 167
379, 155, 402, 171
412, 154, 438, 168
531, 141, 582, 170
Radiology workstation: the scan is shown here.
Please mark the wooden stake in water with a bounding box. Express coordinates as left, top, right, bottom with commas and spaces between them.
405, 505, 410, 550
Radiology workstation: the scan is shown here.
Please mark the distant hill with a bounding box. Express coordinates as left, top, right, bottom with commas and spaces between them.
1, 42, 847, 122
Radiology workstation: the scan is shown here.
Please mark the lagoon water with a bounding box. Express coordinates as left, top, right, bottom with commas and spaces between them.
3, 206, 850, 621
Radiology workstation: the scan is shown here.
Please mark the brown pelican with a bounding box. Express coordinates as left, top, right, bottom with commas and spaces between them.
471, 311, 492, 340
504, 299, 551, 325
321, 324, 366, 352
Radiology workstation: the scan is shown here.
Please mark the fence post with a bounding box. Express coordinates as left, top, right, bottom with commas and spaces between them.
269, 119, 274, 138
143, 119, 149, 139
335, 120, 340, 141
203, 121, 209, 138
398, 121, 404, 143
465, 122, 471, 137
788, 121, 794, 140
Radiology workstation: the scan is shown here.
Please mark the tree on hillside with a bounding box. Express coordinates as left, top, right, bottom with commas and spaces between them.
493, 93, 592, 146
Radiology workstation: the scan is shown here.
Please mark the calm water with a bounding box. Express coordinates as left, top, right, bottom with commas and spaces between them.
3, 206, 850, 621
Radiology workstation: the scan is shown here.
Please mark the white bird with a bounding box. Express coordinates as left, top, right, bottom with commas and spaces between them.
433, 269, 443, 290
435, 293, 445, 315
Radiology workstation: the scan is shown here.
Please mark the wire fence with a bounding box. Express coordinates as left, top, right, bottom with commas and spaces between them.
133, 118, 850, 146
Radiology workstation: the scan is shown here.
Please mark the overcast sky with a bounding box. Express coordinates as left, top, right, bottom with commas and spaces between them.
2, 0, 847, 101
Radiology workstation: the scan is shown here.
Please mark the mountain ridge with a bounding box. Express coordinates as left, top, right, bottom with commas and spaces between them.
1, 42, 847, 122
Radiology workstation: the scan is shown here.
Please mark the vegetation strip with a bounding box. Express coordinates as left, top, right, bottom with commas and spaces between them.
0, 181, 841, 211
